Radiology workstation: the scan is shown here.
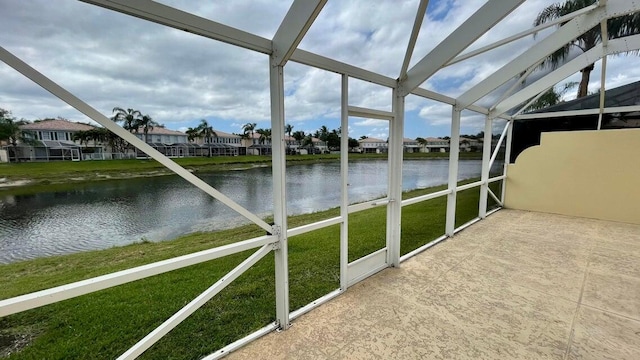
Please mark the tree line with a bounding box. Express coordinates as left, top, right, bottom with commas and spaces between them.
68, 107, 160, 154
0, 108, 33, 162
239, 122, 360, 151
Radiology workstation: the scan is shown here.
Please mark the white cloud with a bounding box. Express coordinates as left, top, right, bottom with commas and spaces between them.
352, 119, 388, 127
1, 0, 639, 139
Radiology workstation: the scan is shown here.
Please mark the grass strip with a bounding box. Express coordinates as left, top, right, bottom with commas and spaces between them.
0, 152, 481, 194
0, 179, 499, 359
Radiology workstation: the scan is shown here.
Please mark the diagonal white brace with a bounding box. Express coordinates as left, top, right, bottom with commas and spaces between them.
488, 188, 503, 207
400, 0, 525, 95
81, 0, 272, 54
0, 46, 272, 232
488, 121, 510, 171
117, 244, 273, 360
457, 0, 640, 110
272, 0, 327, 66
0, 235, 273, 318
399, 0, 430, 80
491, 34, 640, 118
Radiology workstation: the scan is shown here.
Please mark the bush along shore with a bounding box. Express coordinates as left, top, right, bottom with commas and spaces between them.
0, 152, 482, 194
0, 178, 501, 359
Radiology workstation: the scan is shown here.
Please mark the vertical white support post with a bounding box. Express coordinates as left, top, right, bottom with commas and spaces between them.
501, 120, 514, 203
478, 116, 493, 218
386, 88, 404, 267
269, 57, 289, 330
597, 55, 607, 130
445, 106, 461, 236
340, 74, 349, 289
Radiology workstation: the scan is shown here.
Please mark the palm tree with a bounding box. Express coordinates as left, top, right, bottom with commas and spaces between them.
242, 122, 257, 144
415, 137, 428, 152
111, 107, 142, 131
524, 82, 578, 112
302, 134, 315, 153
72, 130, 92, 150
256, 128, 271, 144
284, 124, 293, 152
315, 125, 329, 142
534, 0, 640, 98
185, 127, 200, 143
87, 128, 107, 144
292, 130, 305, 143
197, 119, 217, 144
285, 124, 294, 138
136, 114, 158, 143
0, 110, 32, 163
91, 127, 127, 155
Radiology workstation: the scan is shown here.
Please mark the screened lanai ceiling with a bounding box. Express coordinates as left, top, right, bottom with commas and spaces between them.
1, 0, 640, 137
3, 3, 640, 359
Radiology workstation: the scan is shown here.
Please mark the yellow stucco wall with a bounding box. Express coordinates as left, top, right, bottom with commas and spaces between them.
505, 128, 640, 224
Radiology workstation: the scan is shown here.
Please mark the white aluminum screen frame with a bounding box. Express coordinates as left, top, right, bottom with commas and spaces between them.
2, 0, 640, 358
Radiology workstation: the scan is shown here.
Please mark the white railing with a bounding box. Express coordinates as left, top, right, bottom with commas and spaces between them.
0, 49, 509, 360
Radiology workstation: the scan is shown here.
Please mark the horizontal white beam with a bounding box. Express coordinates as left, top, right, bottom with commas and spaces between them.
492, 34, 640, 117
0, 46, 273, 233
447, 4, 598, 66
287, 216, 342, 237
80, 0, 272, 53
289, 288, 342, 320
515, 105, 640, 120
410, 87, 490, 115
401, 189, 451, 207
401, 0, 525, 95
272, 0, 326, 65
118, 244, 272, 360
291, 49, 397, 87
347, 248, 388, 286
348, 106, 394, 120
399, 234, 448, 263
456, 180, 483, 192
348, 197, 390, 214
81, 0, 497, 114
488, 174, 507, 183
203, 322, 279, 360
0, 235, 273, 317
458, 0, 640, 109
454, 217, 482, 233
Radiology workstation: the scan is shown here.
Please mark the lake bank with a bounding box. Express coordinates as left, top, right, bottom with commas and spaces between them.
0, 159, 491, 263
0, 152, 481, 195
0, 180, 500, 359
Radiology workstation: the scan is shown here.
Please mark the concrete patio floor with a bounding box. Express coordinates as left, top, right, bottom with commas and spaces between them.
227, 209, 640, 359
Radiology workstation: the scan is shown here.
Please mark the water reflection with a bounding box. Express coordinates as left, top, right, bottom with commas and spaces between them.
0, 159, 493, 263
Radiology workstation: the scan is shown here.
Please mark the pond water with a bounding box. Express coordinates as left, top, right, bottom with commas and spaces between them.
0, 159, 495, 263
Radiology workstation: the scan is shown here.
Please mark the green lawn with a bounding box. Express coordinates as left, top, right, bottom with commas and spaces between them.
0, 152, 480, 182
0, 179, 501, 359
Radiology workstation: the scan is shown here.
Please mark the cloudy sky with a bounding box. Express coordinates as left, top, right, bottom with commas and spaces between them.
1, 0, 640, 139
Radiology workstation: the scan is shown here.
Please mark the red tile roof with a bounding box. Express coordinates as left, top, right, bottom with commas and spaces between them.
209, 129, 240, 138
137, 127, 186, 136
358, 137, 386, 143
20, 119, 96, 132
425, 137, 447, 142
